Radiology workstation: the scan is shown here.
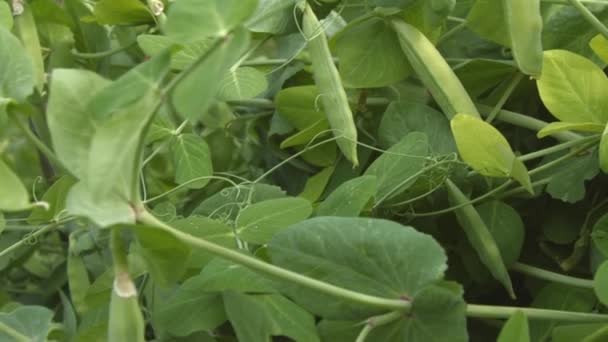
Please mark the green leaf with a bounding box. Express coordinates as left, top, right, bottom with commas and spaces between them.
246, 0, 297, 34
590, 34, 608, 63
299, 166, 335, 202
454, 59, 517, 98
334, 17, 410, 88
592, 212, 608, 257
365, 132, 429, 205
269, 217, 447, 319
365, 282, 468, 342
537, 122, 605, 138
0, 159, 32, 212
537, 50, 608, 124
171, 134, 213, 189
237, 197, 313, 244
172, 28, 249, 121
594, 261, 608, 306
0, 213, 4, 235
0, 27, 34, 105
275, 85, 327, 131
197, 258, 276, 293
0, 2, 13, 30
165, 0, 259, 42
155, 278, 226, 337
47, 69, 109, 178
552, 323, 608, 342
477, 201, 525, 266
378, 101, 456, 154
137, 35, 213, 70
28, 176, 76, 223
133, 225, 191, 287
316, 176, 376, 217
0, 306, 54, 342
280, 120, 330, 148
217, 67, 268, 101
600, 124, 608, 173
466, 0, 508, 46
66, 182, 135, 227
497, 310, 530, 342
545, 151, 599, 203
93, 0, 152, 25
451, 114, 532, 192
223, 292, 320, 342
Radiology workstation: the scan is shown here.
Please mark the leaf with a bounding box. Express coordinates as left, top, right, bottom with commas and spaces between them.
0, 3, 13, 30
172, 28, 249, 121
47, 69, 109, 178
364, 132, 429, 205
537, 50, 608, 124
275, 85, 327, 131
217, 67, 268, 101
268, 217, 447, 319
316, 176, 376, 217
497, 310, 530, 342
0, 26, 34, 104
537, 122, 605, 138
196, 258, 276, 293
600, 124, 608, 173
477, 201, 525, 267
334, 17, 410, 88
28, 176, 76, 223
451, 114, 532, 192
592, 212, 608, 257
378, 101, 456, 154
0, 306, 54, 342
171, 134, 213, 189
246, 0, 297, 34
454, 59, 517, 98
0, 213, 4, 236
93, 0, 152, 25
237, 197, 313, 244
66, 182, 135, 227
165, 0, 259, 42
545, 151, 599, 203
590, 34, 608, 63
137, 34, 213, 70
594, 261, 608, 306
223, 292, 321, 342
155, 278, 226, 337
280, 120, 330, 148
552, 323, 608, 342
0, 159, 32, 212
299, 166, 335, 202
133, 225, 191, 287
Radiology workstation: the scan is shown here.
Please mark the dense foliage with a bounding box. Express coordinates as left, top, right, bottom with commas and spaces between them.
2, 0, 608, 341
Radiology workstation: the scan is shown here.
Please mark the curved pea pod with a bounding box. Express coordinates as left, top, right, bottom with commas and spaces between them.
108, 272, 145, 342
502, 0, 543, 78
445, 178, 515, 299
302, 4, 359, 166
67, 233, 90, 315
391, 19, 480, 120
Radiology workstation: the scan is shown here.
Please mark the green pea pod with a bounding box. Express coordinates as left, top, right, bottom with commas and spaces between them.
13, 2, 45, 92
391, 19, 480, 120
302, 4, 359, 166
445, 178, 515, 299
67, 233, 90, 315
502, 0, 543, 78
108, 272, 145, 342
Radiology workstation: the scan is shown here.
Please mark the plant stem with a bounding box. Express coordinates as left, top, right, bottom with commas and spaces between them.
485, 73, 524, 123
518, 135, 600, 162
0, 321, 29, 342
566, 0, 608, 39
466, 304, 608, 322
110, 228, 129, 275
0, 218, 74, 259
137, 210, 410, 311
8, 110, 71, 177
497, 178, 552, 198
355, 311, 403, 342
510, 262, 594, 288
71, 41, 137, 59
437, 22, 467, 45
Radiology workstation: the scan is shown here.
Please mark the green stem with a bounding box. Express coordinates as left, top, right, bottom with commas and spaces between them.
137, 210, 410, 311
466, 304, 608, 322
510, 262, 594, 288
566, 0, 608, 39
0, 218, 74, 259
437, 22, 467, 45
110, 228, 129, 275
518, 135, 600, 162
71, 41, 137, 59
0, 321, 29, 342
485, 73, 524, 123
8, 110, 72, 177
355, 311, 403, 342
497, 177, 552, 198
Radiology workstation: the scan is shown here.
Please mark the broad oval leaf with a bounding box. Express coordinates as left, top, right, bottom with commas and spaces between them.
316, 176, 376, 217
165, 0, 259, 42
477, 200, 525, 266
497, 310, 530, 342
268, 216, 447, 319
592, 212, 608, 257
537, 50, 608, 124
537, 121, 605, 138
237, 197, 313, 244
93, 0, 152, 25
594, 261, 608, 306
0, 26, 34, 104
0, 3, 12, 30
217, 67, 268, 101
246, 0, 297, 34
451, 113, 532, 192
299, 166, 335, 203
171, 134, 213, 189
0, 159, 32, 212
0, 306, 54, 342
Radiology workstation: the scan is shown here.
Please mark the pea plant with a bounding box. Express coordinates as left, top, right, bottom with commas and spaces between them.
3, 0, 608, 341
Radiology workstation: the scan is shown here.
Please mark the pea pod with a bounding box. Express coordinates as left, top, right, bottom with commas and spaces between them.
391, 19, 480, 120
502, 0, 543, 78
302, 4, 359, 166
108, 272, 145, 342
445, 178, 515, 299
67, 233, 90, 315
